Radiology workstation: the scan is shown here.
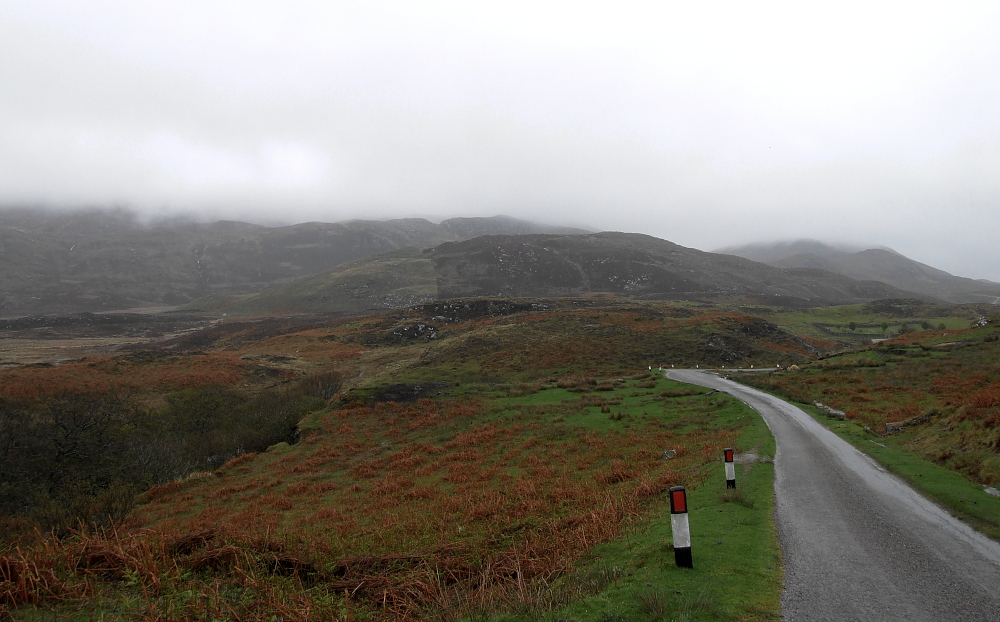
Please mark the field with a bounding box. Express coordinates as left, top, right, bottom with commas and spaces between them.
0, 312, 217, 368
1, 298, 794, 621
736, 299, 985, 345
3, 375, 781, 621
3, 295, 996, 620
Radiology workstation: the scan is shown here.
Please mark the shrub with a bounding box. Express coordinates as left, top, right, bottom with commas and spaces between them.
291, 371, 343, 400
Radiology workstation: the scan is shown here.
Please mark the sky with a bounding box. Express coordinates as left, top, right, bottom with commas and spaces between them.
2, 1, 1000, 280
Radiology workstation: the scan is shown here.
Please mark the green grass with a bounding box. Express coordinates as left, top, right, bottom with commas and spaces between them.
749, 302, 980, 342
495, 376, 751, 435
484, 376, 781, 622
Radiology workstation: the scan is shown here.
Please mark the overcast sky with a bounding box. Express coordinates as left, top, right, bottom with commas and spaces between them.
3, 2, 1000, 280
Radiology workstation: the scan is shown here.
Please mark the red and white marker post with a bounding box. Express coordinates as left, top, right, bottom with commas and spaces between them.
669, 485, 693, 568
724, 447, 736, 489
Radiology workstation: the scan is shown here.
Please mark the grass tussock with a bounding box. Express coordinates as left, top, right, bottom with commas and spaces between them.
718, 487, 757, 509
660, 388, 702, 398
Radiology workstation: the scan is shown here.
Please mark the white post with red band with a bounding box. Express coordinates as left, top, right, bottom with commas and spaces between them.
724, 447, 736, 489
669, 485, 693, 568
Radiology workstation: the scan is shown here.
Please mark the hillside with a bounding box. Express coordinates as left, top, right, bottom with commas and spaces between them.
211, 232, 931, 316
0, 298, 795, 620
738, 313, 1000, 539
0, 208, 587, 317
0, 297, 814, 535
4, 296, 998, 619
717, 240, 1000, 304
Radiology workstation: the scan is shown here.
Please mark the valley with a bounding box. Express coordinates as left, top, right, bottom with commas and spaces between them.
1, 212, 999, 621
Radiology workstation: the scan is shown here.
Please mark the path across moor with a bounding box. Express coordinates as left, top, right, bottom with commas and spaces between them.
668, 370, 1000, 622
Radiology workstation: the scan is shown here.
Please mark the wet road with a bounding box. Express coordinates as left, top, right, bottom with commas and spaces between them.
668, 369, 1000, 622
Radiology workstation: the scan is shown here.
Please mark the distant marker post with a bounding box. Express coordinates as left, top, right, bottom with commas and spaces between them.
724, 448, 736, 489
669, 486, 693, 568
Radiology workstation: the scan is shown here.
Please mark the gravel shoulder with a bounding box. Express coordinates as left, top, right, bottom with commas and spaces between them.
669, 369, 1000, 622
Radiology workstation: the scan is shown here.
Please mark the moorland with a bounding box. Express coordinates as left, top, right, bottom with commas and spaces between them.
1, 210, 999, 621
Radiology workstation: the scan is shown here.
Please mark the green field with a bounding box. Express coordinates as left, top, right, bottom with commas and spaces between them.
741, 301, 982, 344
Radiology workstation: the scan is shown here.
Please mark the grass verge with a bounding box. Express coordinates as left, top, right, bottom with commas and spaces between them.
798, 403, 1000, 541
487, 377, 782, 622
730, 379, 1000, 542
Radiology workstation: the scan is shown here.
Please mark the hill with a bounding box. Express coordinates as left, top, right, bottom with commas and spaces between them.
211, 232, 931, 316
716, 240, 1000, 304
0, 208, 588, 317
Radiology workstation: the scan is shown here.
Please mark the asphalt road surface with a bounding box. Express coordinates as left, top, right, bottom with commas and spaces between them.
668, 369, 1000, 622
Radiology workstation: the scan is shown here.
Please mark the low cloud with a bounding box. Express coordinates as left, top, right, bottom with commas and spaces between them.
2, 2, 1000, 280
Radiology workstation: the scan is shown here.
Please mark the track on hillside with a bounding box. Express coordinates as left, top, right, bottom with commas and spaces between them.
668, 369, 1000, 622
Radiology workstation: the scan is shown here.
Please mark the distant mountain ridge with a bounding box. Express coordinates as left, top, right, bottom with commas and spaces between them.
205, 232, 933, 316
7, 209, 986, 319
716, 240, 1000, 304
0, 208, 589, 317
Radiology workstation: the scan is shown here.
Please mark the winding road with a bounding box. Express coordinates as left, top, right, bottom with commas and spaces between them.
668, 369, 1000, 622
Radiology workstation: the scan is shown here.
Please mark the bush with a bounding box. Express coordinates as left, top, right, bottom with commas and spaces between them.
0, 384, 324, 534
292, 371, 343, 400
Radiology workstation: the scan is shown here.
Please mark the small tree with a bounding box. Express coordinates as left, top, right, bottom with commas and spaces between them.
921, 321, 931, 330
938, 322, 947, 330
881, 322, 889, 333
849, 321, 857, 333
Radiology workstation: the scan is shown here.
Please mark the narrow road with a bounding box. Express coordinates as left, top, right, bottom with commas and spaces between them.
668, 369, 1000, 622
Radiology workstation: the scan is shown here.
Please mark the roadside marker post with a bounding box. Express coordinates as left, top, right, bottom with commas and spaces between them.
669, 486, 693, 568
724, 448, 736, 489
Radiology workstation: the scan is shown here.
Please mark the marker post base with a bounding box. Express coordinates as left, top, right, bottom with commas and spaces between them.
674, 546, 693, 569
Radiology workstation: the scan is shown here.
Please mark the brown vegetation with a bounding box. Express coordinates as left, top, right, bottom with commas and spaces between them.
742, 319, 1000, 485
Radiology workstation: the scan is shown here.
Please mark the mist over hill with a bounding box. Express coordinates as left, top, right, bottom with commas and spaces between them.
0, 208, 588, 317
8, 208, 988, 320
205, 232, 931, 316
717, 240, 1000, 304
